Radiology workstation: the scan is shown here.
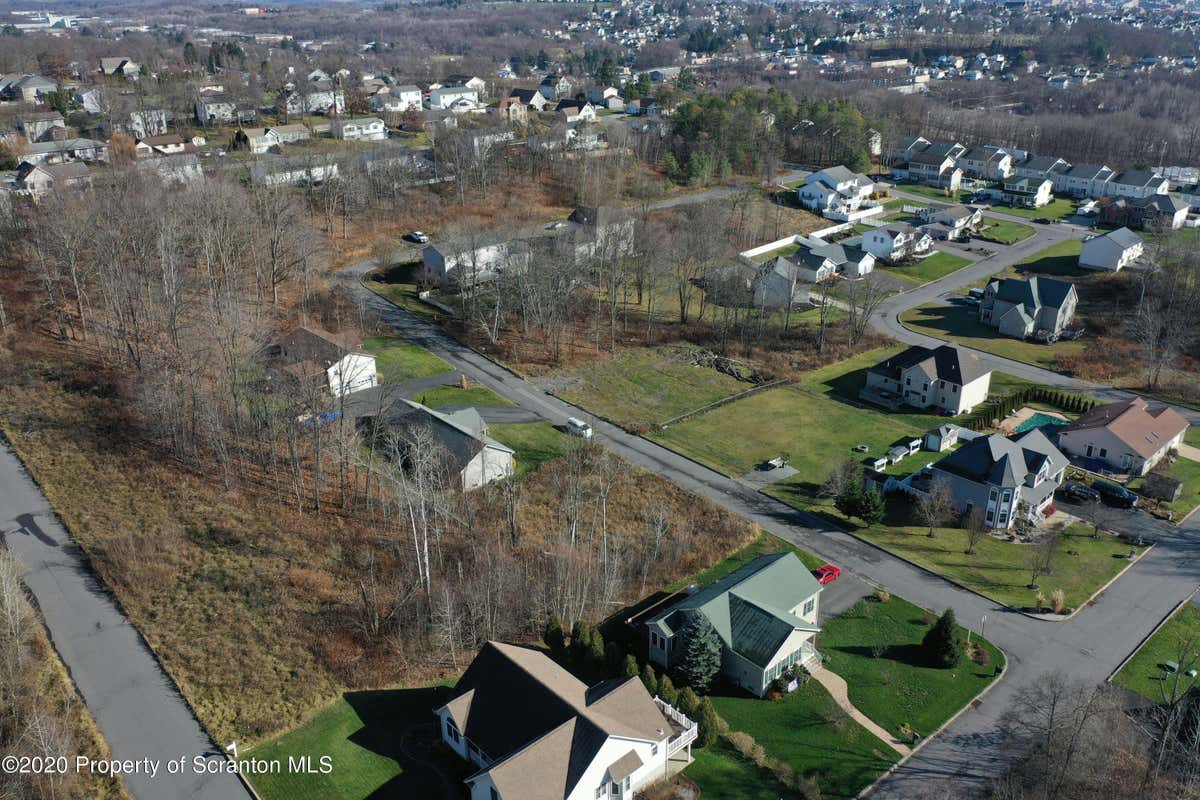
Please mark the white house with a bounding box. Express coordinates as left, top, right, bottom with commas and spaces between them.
1078, 227, 1143, 271
332, 117, 387, 141
267, 325, 378, 398
1057, 397, 1189, 476
797, 165, 879, 220
371, 84, 422, 113
15, 161, 91, 198
1105, 170, 1169, 199
921, 203, 983, 237
999, 176, 1053, 208
195, 92, 238, 125
436, 642, 695, 800
1053, 163, 1114, 198
862, 223, 933, 263
283, 86, 345, 116
957, 145, 1013, 180
430, 85, 479, 110
860, 344, 992, 414
1013, 155, 1071, 182
645, 553, 823, 697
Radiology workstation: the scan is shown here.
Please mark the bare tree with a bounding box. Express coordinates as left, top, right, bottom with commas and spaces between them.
915, 476, 954, 538
844, 274, 890, 345
1027, 520, 1060, 590
964, 506, 988, 555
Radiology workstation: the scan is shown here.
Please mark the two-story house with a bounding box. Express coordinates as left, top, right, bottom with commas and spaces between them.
1057, 397, 1189, 476
1012, 155, 1071, 182
979, 276, 1077, 340
920, 203, 983, 239
430, 85, 479, 111
999, 177, 1053, 208
371, 84, 422, 113
1052, 163, 1114, 198
905, 141, 966, 189
436, 642, 696, 800
265, 325, 378, 398
957, 145, 1013, 181
862, 222, 933, 263
796, 165, 877, 217
332, 117, 387, 141
1105, 170, 1169, 199
644, 553, 823, 697
1078, 227, 1143, 271
929, 429, 1068, 529
860, 344, 991, 414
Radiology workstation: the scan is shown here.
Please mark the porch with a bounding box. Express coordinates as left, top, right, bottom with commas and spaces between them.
654, 696, 698, 763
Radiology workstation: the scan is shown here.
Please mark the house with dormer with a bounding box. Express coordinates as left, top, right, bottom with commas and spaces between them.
860, 344, 991, 414
980, 276, 1077, 340
796, 165, 878, 219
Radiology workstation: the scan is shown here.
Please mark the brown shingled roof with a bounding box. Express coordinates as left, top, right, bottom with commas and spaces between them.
1063, 397, 1189, 459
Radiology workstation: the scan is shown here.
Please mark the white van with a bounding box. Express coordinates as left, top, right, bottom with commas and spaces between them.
566, 417, 593, 439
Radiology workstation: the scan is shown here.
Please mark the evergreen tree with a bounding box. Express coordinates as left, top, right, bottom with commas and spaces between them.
640, 663, 659, 696
672, 615, 723, 693
622, 654, 639, 678
605, 640, 624, 673
922, 609, 962, 668
587, 629, 607, 669
857, 488, 887, 525
657, 673, 679, 706
662, 152, 682, 183
543, 615, 565, 657
570, 620, 592, 663
677, 686, 701, 717
696, 697, 721, 747
835, 481, 862, 520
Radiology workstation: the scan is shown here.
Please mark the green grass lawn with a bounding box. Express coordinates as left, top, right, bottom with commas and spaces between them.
487, 422, 564, 478
556, 346, 751, 429
362, 336, 450, 383
1013, 238, 1085, 276
710, 681, 898, 799
414, 385, 514, 409
247, 687, 457, 800
896, 182, 970, 203
1113, 605, 1200, 702
668, 530, 826, 592
1129, 454, 1200, 518
750, 241, 803, 264
820, 595, 1004, 740
991, 196, 1077, 221
364, 279, 445, 320
979, 217, 1036, 244
688, 739, 789, 800
1187, 428, 1200, 449
853, 523, 1143, 611
881, 251, 972, 286
901, 302, 1085, 370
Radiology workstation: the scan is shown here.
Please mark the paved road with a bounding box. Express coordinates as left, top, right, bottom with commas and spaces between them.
339, 257, 1200, 798
0, 443, 252, 800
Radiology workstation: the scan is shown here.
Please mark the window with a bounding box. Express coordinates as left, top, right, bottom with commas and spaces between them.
803, 598, 815, 617
939, 381, 945, 389
1099, 448, 1107, 458
905, 377, 911, 386
986, 510, 994, 523
1086, 445, 1094, 457
999, 511, 1008, 525
651, 743, 659, 757
1002, 490, 1012, 504
990, 488, 998, 501
952, 384, 958, 393
596, 787, 605, 800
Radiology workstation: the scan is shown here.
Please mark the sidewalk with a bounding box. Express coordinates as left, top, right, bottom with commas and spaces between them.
809, 665, 911, 756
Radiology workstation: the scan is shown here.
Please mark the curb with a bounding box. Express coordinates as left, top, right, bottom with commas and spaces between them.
857, 646, 1010, 798
1106, 587, 1198, 683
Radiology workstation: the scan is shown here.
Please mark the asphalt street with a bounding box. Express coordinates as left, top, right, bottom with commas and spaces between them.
0, 443, 252, 800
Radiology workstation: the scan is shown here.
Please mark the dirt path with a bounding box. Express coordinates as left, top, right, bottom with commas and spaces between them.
809, 666, 912, 756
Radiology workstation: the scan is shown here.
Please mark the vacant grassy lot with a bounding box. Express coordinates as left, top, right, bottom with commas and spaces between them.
1013, 239, 1085, 276
979, 217, 1036, 244
993, 196, 1078, 221
362, 336, 450, 383
901, 302, 1085, 370
667, 530, 826, 592
414, 384, 514, 409
1113, 605, 1200, 702
853, 523, 1143, 611
557, 346, 751, 429
1129, 454, 1200, 518
820, 595, 1003, 739
711, 681, 899, 799
881, 251, 972, 286
247, 687, 458, 800
487, 422, 564, 478
896, 182, 969, 203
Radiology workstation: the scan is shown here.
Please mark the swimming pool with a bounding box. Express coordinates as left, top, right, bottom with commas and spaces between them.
1016, 412, 1070, 435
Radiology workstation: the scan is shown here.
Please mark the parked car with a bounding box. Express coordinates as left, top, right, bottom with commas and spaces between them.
565, 417, 593, 439
1092, 479, 1139, 508
1032, 217, 1053, 225
1060, 481, 1101, 504
814, 564, 841, 584
406, 230, 430, 244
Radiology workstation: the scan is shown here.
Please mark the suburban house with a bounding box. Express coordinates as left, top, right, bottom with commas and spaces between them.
1012, 155, 1071, 182
587, 86, 623, 109
901, 140, 965, 189
929, 429, 1068, 529
371, 84, 422, 113
979, 276, 1078, 340
957, 145, 1013, 180
236, 128, 280, 154
135, 134, 189, 158
1057, 397, 1189, 476
1052, 163, 1114, 198
270, 123, 311, 145
555, 99, 597, 123
355, 397, 515, 489
796, 166, 879, 221
126, 109, 172, 138
539, 74, 577, 100
436, 642, 695, 800
16, 111, 65, 143
24, 138, 108, 165
862, 222, 933, 263
1079, 227, 1143, 271
999, 176, 1053, 208
332, 117, 387, 141
249, 155, 339, 187
15, 161, 92, 197
0, 73, 58, 104
1104, 170, 1169, 199
889, 134, 931, 164
282, 85, 345, 116
507, 88, 548, 112
644, 552, 823, 697
493, 96, 529, 125
444, 74, 488, 95
919, 204, 982, 238
625, 98, 660, 117
1098, 194, 1189, 231
135, 153, 205, 186
430, 85, 479, 111
265, 325, 378, 398
195, 92, 238, 125
99, 57, 140, 77
860, 344, 991, 414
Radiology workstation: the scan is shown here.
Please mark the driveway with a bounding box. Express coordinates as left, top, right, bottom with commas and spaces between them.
0, 442, 252, 800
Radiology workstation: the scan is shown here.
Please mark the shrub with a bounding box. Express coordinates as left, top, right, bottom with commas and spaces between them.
873, 589, 891, 603
795, 775, 823, 800
922, 609, 962, 668
677, 686, 700, 717
569, 620, 592, 662
696, 697, 722, 747
587, 629, 607, 668
725, 731, 758, 760
657, 673, 679, 707
1051, 588, 1067, 614
543, 614, 565, 656
973, 644, 991, 667
621, 654, 639, 678
640, 662, 658, 696
1034, 591, 1046, 612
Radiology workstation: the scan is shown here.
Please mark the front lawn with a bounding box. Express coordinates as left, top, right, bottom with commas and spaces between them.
247, 687, 457, 800
1128, 454, 1200, 518
901, 302, 1085, 370
820, 595, 1004, 740
487, 422, 564, 478
556, 346, 751, 429
880, 251, 972, 286
710, 680, 899, 799
1012, 239, 1085, 276
688, 739, 787, 800
853, 523, 1143, 611
364, 279, 445, 320
1113, 605, 1200, 702
991, 196, 1078, 221
362, 336, 451, 383
896, 182, 970, 203
979, 217, 1036, 244
414, 384, 514, 409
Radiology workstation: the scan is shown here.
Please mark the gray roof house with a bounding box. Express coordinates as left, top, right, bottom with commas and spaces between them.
644, 553, 822, 697
980, 276, 1078, 340
929, 429, 1068, 529
860, 344, 991, 414
435, 642, 696, 800
1079, 227, 1143, 271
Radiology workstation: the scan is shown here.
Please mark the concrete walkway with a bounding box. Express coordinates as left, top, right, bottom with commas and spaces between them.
809, 666, 912, 756
1178, 443, 1200, 462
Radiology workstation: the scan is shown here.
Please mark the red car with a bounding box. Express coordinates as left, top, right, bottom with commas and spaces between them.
814, 564, 841, 584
